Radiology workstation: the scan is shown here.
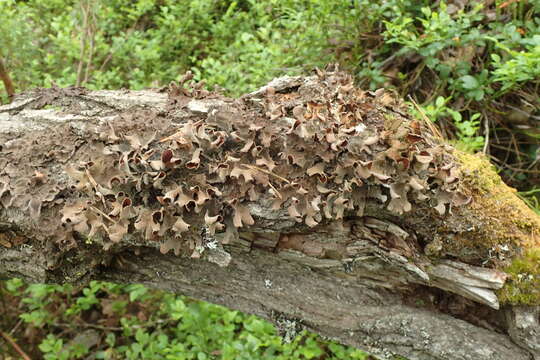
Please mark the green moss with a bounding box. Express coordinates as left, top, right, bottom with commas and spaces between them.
452, 151, 538, 246
455, 151, 502, 194
453, 151, 540, 305
498, 248, 540, 305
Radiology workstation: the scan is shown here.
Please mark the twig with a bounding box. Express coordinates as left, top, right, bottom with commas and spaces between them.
94, 18, 140, 79
492, 100, 540, 121
268, 182, 282, 199
57, 318, 169, 331
407, 95, 443, 139
0, 331, 31, 360
241, 164, 290, 184
0, 282, 7, 321
85, 168, 109, 208
76, 0, 90, 87
83, 5, 97, 85
490, 143, 528, 156
159, 131, 184, 143
57, 322, 122, 331
9, 319, 23, 336
403, 63, 426, 92
89, 205, 115, 223
491, 156, 540, 174
482, 113, 490, 155
498, 0, 523, 9
0, 56, 15, 102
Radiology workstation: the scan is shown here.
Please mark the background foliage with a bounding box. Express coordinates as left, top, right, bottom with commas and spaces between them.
0, 0, 539, 358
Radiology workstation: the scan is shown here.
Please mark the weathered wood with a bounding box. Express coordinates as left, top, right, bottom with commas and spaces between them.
0, 71, 539, 359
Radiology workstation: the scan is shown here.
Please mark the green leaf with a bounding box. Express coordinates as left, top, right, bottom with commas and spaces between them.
460, 75, 479, 89
435, 96, 446, 108
126, 284, 149, 302
5, 278, 24, 293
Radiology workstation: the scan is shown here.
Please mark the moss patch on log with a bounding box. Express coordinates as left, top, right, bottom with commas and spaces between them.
456, 151, 540, 305
498, 248, 540, 305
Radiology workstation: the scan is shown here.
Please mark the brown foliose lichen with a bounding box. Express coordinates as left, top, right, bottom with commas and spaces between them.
58, 70, 466, 257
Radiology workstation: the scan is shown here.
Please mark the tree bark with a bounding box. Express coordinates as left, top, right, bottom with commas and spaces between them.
0, 71, 539, 359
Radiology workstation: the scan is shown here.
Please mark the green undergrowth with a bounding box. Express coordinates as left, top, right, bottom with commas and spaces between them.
0, 0, 357, 95
0, 279, 368, 359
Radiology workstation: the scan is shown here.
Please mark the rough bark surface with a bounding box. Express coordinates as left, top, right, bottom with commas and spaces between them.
1, 71, 539, 360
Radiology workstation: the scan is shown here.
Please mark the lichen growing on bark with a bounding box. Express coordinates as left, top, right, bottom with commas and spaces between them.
55, 71, 467, 258
2, 71, 538, 307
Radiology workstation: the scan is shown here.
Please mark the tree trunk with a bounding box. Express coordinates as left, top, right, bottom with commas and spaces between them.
1, 70, 539, 359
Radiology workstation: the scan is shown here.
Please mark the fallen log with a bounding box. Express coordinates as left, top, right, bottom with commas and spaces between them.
1, 69, 539, 359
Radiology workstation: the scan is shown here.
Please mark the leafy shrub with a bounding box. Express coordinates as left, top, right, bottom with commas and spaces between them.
347, 0, 539, 195
0, 279, 368, 359
0, 0, 358, 95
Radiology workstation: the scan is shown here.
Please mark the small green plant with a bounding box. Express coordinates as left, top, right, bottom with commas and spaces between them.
39, 335, 89, 360
409, 95, 452, 122
0, 0, 360, 95
451, 112, 485, 153
1, 279, 368, 359
383, 1, 486, 75
410, 96, 485, 153
491, 45, 540, 93
354, 0, 539, 174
